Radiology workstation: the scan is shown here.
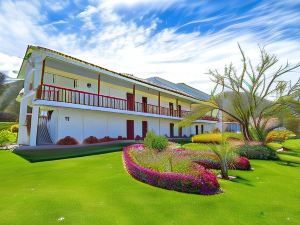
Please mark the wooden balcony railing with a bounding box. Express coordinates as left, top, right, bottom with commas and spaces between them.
37, 84, 218, 121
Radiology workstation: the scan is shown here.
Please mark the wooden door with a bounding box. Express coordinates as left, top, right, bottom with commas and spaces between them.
142, 121, 148, 138
127, 120, 134, 140
170, 123, 174, 138
178, 127, 182, 137
142, 97, 147, 113
169, 102, 174, 116
127, 93, 134, 111
177, 105, 181, 117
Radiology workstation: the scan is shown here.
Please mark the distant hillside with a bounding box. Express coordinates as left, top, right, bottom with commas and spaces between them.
0, 80, 24, 121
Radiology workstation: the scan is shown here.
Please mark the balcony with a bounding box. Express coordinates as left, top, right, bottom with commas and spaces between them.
37, 84, 218, 121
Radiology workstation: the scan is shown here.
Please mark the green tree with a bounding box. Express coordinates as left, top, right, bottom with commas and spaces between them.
209, 143, 236, 180
179, 44, 300, 141
0, 130, 17, 148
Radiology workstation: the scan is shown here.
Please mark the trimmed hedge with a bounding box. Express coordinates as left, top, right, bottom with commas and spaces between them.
237, 145, 278, 160
266, 130, 295, 143
266, 142, 282, 151
123, 144, 220, 195
191, 132, 243, 144
193, 155, 251, 171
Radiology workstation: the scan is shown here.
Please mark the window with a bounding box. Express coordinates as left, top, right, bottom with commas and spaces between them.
87, 83, 91, 88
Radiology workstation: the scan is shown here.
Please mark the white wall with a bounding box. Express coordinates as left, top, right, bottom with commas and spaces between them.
47, 108, 201, 143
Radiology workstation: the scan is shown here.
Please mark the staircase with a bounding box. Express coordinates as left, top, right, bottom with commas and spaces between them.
37, 116, 53, 145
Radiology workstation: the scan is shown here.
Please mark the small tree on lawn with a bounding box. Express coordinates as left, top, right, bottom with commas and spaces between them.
209, 143, 236, 180
179, 44, 300, 141
0, 130, 17, 148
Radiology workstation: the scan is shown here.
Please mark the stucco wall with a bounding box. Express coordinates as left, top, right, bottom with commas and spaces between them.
50, 108, 197, 143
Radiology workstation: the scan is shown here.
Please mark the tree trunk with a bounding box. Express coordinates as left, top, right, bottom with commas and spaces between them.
241, 124, 252, 142
220, 164, 229, 180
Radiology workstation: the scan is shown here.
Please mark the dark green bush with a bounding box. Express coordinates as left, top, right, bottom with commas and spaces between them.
144, 131, 168, 152
237, 145, 278, 160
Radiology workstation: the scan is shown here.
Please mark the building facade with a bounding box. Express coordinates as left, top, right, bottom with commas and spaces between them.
17, 45, 221, 146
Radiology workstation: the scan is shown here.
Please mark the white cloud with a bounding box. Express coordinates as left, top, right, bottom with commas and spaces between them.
45, 0, 69, 11
0, 0, 299, 95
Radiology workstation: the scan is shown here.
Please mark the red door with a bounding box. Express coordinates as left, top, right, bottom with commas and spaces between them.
178, 127, 182, 137
142, 121, 148, 138
170, 123, 174, 138
127, 93, 134, 111
127, 120, 134, 140
169, 102, 174, 116
142, 97, 147, 113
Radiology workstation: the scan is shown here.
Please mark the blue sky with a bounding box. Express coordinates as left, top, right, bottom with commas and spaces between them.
0, 0, 299, 93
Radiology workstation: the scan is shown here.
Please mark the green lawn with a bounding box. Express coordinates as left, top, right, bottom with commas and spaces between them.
0, 150, 299, 225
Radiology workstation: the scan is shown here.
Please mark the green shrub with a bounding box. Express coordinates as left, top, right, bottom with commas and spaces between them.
0, 130, 17, 147
266, 130, 295, 143
191, 132, 243, 144
182, 143, 211, 152
266, 142, 282, 151
144, 131, 168, 152
282, 139, 300, 152
237, 145, 278, 160
10, 124, 19, 133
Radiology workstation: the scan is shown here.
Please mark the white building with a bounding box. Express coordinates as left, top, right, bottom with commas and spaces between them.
17, 45, 221, 146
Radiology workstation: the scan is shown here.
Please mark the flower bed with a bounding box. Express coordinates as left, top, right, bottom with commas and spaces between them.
123, 144, 220, 195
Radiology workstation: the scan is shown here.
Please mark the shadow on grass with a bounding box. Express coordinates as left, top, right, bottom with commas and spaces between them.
13, 141, 137, 163
276, 161, 300, 167
231, 176, 254, 187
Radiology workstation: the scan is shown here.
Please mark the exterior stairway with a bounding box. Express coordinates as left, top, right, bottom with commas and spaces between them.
37, 116, 53, 145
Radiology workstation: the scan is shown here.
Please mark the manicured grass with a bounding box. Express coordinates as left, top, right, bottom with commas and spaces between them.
0, 150, 299, 225
282, 139, 300, 151
0, 122, 16, 131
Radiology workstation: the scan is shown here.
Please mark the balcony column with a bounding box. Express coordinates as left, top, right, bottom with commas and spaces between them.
176, 99, 178, 117
133, 84, 135, 110
17, 99, 29, 145
97, 74, 101, 95
24, 63, 33, 95
97, 74, 101, 106
29, 106, 39, 146
158, 91, 160, 114
33, 55, 43, 90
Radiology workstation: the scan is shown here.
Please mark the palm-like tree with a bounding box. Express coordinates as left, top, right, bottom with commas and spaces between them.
179, 44, 300, 141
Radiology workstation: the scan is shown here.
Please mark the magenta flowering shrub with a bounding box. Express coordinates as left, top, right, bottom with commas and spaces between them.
234, 156, 251, 170
194, 156, 251, 171
123, 144, 220, 195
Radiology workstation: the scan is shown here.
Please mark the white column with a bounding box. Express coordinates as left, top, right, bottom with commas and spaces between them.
33, 59, 42, 90
29, 106, 39, 146
24, 64, 33, 94
17, 99, 29, 145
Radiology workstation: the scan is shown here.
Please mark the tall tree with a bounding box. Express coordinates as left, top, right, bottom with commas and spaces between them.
179, 44, 300, 141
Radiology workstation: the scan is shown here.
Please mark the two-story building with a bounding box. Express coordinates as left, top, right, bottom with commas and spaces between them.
17, 45, 220, 146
